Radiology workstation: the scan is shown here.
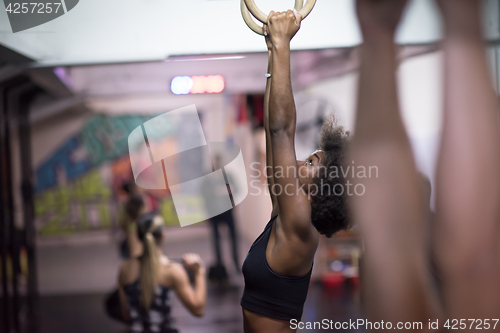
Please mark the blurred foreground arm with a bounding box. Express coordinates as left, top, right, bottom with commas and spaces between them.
349, 0, 436, 326
434, 0, 500, 318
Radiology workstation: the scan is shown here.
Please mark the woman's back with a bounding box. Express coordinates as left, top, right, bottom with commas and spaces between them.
120, 257, 179, 333
118, 214, 206, 333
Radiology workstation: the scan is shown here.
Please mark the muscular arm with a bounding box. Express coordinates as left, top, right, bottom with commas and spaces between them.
268, 11, 313, 240
171, 263, 206, 317
349, 0, 435, 324
434, 0, 500, 318
264, 47, 279, 216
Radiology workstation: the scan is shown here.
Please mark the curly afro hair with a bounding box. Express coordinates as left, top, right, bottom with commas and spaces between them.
310, 114, 350, 237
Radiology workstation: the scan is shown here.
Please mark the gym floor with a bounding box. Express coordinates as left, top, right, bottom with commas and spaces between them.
19, 282, 363, 333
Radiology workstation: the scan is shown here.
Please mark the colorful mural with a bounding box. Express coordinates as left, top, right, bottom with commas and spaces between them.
34, 114, 183, 236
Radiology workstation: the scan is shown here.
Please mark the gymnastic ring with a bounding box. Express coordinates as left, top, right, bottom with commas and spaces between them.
244, 0, 316, 24
241, 0, 305, 36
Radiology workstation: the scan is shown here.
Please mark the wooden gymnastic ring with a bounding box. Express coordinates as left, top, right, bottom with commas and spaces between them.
243, 0, 316, 24
241, 0, 305, 36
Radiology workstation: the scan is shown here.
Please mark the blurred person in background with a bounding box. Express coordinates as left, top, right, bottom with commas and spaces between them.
119, 182, 146, 259
118, 213, 207, 333
202, 154, 241, 283
241, 10, 350, 333
349, 0, 500, 326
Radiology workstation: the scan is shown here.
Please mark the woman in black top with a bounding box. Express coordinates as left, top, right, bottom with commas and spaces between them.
241, 10, 349, 333
118, 214, 207, 332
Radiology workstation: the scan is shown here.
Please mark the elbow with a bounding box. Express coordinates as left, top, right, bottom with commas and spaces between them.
187, 297, 206, 317
193, 310, 204, 318
191, 304, 205, 317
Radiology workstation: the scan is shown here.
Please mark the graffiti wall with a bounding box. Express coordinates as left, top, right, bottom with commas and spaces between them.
34, 114, 181, 236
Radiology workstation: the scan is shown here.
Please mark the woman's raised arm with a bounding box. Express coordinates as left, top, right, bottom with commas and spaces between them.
267, 10, 314, 239
348, 0, 436, 324
263, 24, 279, 217
434, 0, 500, 318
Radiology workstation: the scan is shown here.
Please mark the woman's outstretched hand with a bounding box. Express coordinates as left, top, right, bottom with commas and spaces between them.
356, 0, 408, 37
182, 253, 204, 274
267, 10, 302, 49
436, 0, 482, 17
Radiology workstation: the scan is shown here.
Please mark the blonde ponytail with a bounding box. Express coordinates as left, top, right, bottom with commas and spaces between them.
140, 232, 160, 310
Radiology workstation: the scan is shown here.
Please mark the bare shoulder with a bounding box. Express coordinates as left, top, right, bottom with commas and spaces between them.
160, 261, 187, 287
166, 262, 186, 279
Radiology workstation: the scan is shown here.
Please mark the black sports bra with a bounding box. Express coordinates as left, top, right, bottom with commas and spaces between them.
241, 216, 312, 321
